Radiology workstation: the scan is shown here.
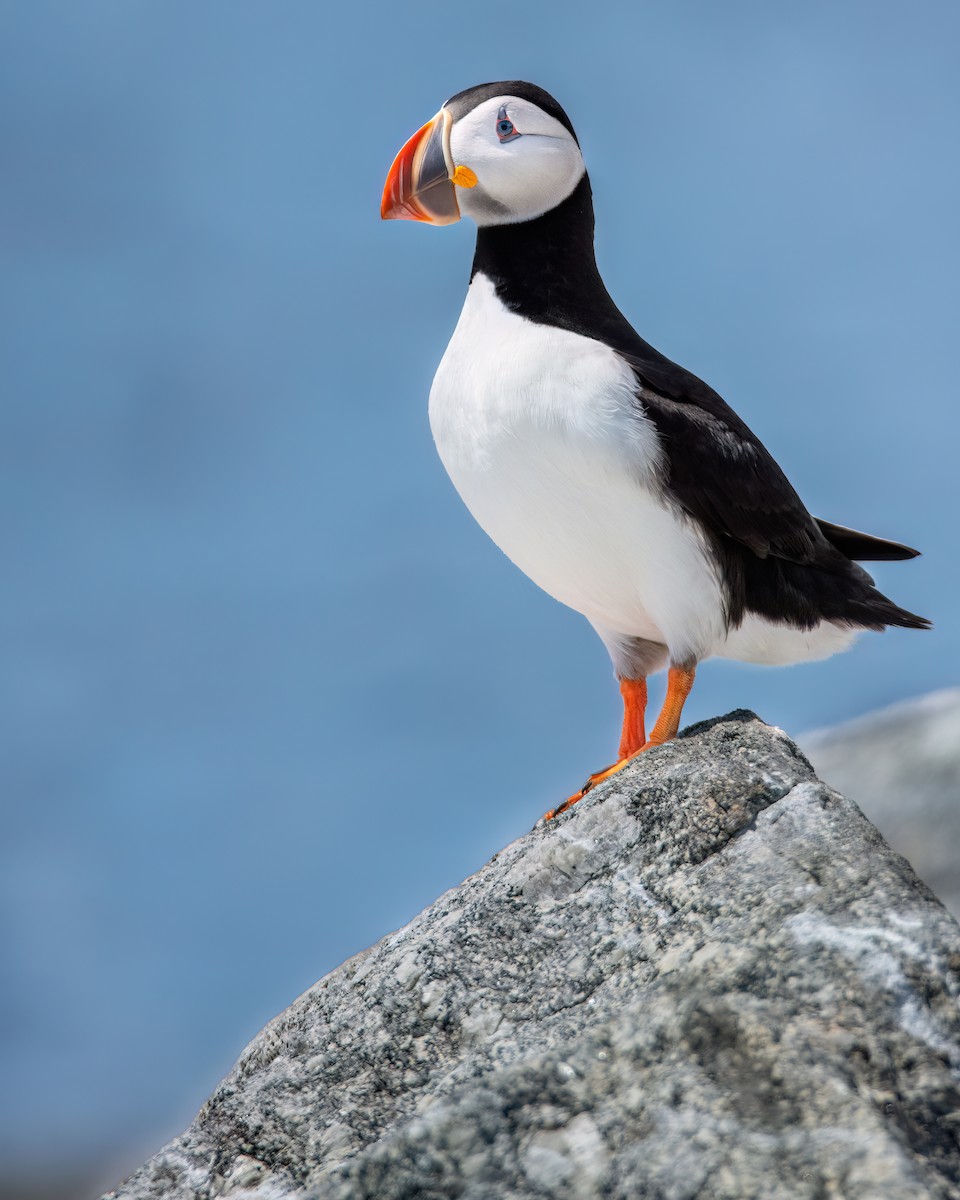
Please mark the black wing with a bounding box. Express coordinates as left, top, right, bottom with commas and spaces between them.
620, 350, 930, 632
623, 351, 828, 564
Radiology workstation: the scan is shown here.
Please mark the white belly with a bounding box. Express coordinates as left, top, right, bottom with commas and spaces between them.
428, 274, 727, 663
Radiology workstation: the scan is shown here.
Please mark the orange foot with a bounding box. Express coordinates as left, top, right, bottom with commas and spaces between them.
543, 664, 696, 821
543, 742, 654, 820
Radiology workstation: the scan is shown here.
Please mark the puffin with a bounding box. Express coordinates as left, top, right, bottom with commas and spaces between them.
381, 81, 930, 819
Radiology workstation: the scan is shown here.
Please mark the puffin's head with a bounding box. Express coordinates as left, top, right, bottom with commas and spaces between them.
381, 81, 584, 228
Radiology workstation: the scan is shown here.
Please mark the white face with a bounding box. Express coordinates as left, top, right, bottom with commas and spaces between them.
447, 96, 585, 227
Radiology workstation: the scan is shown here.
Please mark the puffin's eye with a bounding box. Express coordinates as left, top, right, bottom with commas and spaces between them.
496, 106, 520, 143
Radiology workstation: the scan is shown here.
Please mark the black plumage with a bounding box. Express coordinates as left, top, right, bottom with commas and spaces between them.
470, 170, 929, 636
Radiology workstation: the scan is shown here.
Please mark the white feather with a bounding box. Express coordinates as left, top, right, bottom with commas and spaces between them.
429, 274, 857, 669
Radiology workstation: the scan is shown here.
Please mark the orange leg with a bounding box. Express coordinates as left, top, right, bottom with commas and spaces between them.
544, 665, 696, 821
645, 664, 696, 747
564, 677, 648, 799
618, 676, 648, 759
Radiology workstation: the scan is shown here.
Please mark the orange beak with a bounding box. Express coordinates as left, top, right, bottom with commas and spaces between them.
381, 109, 461, 225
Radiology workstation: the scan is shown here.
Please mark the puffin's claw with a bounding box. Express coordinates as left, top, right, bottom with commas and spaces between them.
543, 760, 620, 822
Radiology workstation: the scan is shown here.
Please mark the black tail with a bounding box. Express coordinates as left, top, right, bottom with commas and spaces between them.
816, 518, 920, 562
722, 536, 932, 632
838, 590, 932, 632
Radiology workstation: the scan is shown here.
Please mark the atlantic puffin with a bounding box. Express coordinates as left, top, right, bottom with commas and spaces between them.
381, 81, 929, 819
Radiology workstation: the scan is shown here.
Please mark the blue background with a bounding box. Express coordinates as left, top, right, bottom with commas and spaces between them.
1, 1, 956, 1194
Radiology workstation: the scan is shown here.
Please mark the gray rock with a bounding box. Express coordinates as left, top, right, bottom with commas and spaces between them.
105, 713, 960, 1200
802, 689, 960, 919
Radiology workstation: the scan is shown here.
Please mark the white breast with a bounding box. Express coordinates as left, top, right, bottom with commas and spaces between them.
428, 274, 728, 664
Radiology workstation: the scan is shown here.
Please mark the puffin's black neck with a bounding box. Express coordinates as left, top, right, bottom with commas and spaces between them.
470, 174, 659, 360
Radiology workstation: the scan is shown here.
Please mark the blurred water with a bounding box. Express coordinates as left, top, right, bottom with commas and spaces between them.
0, 1, 957, 1192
